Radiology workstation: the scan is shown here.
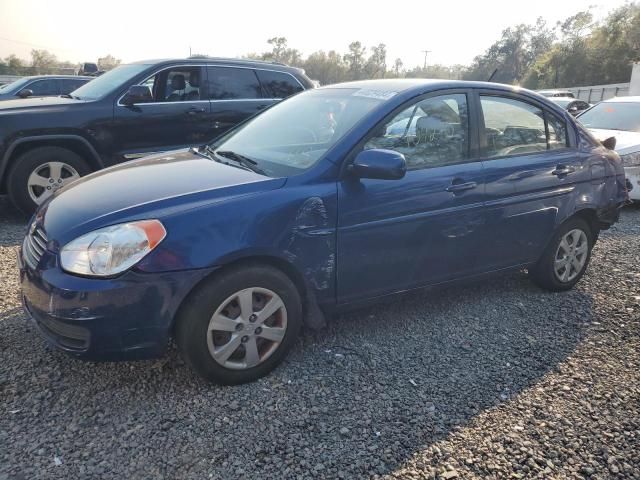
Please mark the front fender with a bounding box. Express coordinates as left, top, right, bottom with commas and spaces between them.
137, 182, 338, 306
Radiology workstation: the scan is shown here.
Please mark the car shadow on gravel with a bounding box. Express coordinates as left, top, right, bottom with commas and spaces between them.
1, 262, 596, 478
1, 193, 602, 479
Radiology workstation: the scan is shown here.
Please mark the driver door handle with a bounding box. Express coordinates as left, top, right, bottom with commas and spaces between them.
552, 165, 575, 176
446, 181, 477, 193
186, 107, 206, 115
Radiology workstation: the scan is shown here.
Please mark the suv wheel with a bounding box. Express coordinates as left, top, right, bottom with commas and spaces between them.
176, 264, 302, 385
7, 146, 91, 214
530, 218, 593, 291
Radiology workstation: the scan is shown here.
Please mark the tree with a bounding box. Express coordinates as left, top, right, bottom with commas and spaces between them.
266, 37, 288, 62
302, 50, 348, 85
393, 58, 404, 77
4, 54, 25, 74
30, 49, 57, 74
97, 54, 121, 71
366, 43, 387, 78
345, 41, 366, 80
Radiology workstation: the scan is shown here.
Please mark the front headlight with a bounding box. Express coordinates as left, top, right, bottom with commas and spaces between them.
620, 151, 640, 167
60, 220, 166, 277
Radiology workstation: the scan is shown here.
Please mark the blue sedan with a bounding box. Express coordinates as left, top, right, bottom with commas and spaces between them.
19, 79, 628, 384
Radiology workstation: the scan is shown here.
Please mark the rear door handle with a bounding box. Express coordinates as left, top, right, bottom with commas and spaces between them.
552, 165, 575, 176
186, 107, 206, 115
445, 181, 477, 193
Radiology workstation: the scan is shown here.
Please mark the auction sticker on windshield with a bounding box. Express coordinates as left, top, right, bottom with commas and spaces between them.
353, 89, 397, 100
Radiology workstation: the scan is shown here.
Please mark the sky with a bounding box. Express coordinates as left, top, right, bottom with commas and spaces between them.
0, 0, 630, 69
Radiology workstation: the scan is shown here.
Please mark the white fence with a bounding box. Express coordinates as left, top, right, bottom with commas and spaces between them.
564, 83, 630, 102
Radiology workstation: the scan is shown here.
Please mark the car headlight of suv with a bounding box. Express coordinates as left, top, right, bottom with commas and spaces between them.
620, 151, 640, 167
60, 220, 166, 277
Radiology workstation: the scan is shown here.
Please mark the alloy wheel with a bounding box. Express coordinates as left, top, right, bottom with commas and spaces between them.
206, 287, 288, 370
27, 161, 81, 205
554, 228, 588, 282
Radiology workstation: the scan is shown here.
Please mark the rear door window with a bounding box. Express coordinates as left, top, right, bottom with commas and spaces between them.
60, 79, 87, 95
206, 67, 262, 100
255, 70, 303, 99
480, 96, 547, 158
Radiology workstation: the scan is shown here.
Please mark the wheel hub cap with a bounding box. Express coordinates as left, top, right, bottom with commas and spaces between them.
206, 287, 287, 370
554, 229, 588, 283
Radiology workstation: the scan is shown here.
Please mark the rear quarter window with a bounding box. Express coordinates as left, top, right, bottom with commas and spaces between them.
255, 70, 303, 99
206, 67, 262, 100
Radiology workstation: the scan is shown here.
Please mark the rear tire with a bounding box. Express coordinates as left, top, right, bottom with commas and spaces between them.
7, 146, 91, 214
175, 264, 302, 385
530, 218, 593, 292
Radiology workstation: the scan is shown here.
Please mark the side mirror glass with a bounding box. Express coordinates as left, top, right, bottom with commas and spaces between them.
602, 136, 616, 151
349, 149, 406, 180
122, 85, 152, 105
18, 89, 34, 98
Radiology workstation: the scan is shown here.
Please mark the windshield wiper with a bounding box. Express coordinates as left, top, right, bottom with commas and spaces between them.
189, 145, 214, 160
204, 147, 266, 175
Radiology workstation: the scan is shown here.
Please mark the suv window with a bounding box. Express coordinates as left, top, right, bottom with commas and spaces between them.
255, 70, 303, 99
60, 79, 86, 95
206, 67, 261, 100
364, 93, 469, 170
27, 79, 59, 96
481, 96, 547, 158
162, 68, 202, 102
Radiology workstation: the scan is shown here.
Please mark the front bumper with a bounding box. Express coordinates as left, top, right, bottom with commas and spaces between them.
19, 248, 214, 361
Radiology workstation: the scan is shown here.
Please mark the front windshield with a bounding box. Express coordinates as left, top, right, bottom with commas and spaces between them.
578, 102, 640, 132
213, 88, 388, 177
0, 78, 28, 93
71, 64, 151, 100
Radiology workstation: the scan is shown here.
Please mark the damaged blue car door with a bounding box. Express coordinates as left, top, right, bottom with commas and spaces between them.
337, 91, 487, 303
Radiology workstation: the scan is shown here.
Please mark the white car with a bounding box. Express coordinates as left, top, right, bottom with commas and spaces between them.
577, 96, 640, 201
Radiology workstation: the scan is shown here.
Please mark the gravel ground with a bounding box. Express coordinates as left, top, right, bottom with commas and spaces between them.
0, 195, 638, 480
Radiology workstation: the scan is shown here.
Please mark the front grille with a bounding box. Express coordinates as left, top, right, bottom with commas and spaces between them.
23, 225, 48, 269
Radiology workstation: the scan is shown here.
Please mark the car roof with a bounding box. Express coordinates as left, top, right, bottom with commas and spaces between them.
19, 75, 92, 80
318, 78, 539, 96
600, 96, 640, 103
551, 96, 579, 101
128, 57, 304, 75
538, 89, 571, 93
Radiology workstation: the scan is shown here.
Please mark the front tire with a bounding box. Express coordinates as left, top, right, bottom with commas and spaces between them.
530, 218, 593, 292
7, 146, 91, 214
176, 264, 302, 385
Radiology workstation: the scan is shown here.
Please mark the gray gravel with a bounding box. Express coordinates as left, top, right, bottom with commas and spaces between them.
0, 195, 638, 479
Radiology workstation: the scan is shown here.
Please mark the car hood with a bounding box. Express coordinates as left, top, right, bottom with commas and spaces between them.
588, 128, 640, 155
40, 149, 285, 245
0, 96, 89, 112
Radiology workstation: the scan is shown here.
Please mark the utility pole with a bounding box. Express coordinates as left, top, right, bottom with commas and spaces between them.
421, 50, 431, 69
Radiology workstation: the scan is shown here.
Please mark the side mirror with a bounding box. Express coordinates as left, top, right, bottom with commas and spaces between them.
17, 89, 34, 98
568, 106, 578, 115
602, 136, 616, 151
122, 85, 152, 105
349, 149, 406, 180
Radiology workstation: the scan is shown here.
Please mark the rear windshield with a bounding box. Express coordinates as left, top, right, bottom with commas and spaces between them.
578, 102, 640, 133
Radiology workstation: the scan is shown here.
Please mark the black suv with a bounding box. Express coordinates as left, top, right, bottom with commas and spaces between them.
0, 58, 314, 213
